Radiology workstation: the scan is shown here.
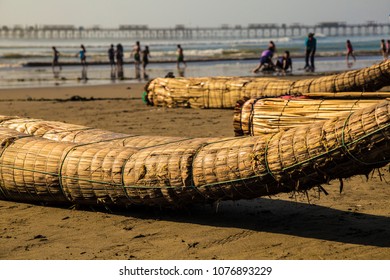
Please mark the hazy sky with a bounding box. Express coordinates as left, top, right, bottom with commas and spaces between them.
0, 0, 389, 28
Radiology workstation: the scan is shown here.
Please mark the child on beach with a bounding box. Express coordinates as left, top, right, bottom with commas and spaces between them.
268, 41, 276, 57
275, 51, 292, 74
380, 39, 388, 60
346, 40, 356, 63
52, 46, 61, 72
268, 40, 277, 64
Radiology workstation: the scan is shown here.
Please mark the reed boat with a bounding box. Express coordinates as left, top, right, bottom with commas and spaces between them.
234, 97, 387, 136
144, 60, 390, 108
0, 99, 389, 207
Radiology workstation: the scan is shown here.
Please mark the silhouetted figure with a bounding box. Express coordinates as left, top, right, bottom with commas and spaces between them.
142, 46, 151, 79
52, 46, 61, 77
387, 40, 390, 60
304, 33, 316, 72
116, 43, 124, 79
276, 50, 293, 75
268, 40, 276, 57
177, 44, 187, 69
79, 44, 87, 69
381, 39, 388, 60
346, 40, 356, 68
131, 41, 141, 79
108, 44, 115, 69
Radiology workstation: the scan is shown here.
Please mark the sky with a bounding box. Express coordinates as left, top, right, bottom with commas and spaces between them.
0, 0, 389, 28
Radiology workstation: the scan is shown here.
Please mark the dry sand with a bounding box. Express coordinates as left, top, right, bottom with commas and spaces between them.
0, 80, 389, 260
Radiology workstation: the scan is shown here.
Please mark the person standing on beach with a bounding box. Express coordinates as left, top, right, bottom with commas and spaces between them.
78, 44, 87, 81
108, 44, 115, 70
51, 46, 61, 72
177, 44, 187, 69
304, 33, 316, 71
79, 44, 87, 67
142, 46, 151, 78
387, 40, 390, 59
116, 43, 124, 79
346, 40, 356, 63
380, 39, 387, 60
131, 41, 141, 78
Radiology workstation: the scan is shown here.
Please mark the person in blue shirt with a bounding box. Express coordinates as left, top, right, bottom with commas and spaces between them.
79, 44, 87, 67
77, 44, 88, 81
304, 33, 316, 71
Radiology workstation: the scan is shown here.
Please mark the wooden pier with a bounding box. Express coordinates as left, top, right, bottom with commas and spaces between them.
1, 22, 390, 40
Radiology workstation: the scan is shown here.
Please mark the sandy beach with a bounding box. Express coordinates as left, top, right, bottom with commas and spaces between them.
0, 78, 389, 260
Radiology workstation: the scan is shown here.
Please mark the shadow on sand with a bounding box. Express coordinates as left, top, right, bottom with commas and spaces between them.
4, 193, 389, 248
112, 197, 390, 248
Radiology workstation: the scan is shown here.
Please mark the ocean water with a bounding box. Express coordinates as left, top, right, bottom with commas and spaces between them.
0, 34, 388, 88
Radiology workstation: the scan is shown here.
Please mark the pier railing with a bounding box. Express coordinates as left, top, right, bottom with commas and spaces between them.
1, 22, 390, 40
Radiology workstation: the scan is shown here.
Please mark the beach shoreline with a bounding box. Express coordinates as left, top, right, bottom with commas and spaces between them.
21, 50, 383, 67
0, 79, 389, 260
2, 32, 388, 90
1, 54, 386, 90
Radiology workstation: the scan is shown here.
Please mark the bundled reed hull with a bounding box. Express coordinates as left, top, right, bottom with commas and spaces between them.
234, 97, 385, 136
0, 100, 390, 207
145, 60, 390, 108
0, 115, 188, 148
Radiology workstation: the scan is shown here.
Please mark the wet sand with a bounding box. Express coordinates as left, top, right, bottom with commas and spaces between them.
0, 80, 389, 260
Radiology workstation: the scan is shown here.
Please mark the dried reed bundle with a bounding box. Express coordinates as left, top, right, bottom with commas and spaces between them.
0, 100, 390, 207
0, 115, 188, 148
145, 60, 390, 108
234, 97, 385, 136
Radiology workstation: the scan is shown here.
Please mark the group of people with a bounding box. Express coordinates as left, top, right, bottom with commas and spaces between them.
128, 41, 151, 79
341, 38, 389, 64
106, 41, 151, 79
52, 41, 187, 79
51, 44, 88, 79
51, 36, 390, 80
51, 42, 187, 79
252, 33, 317, 74
125, 42, 187, 78
252, 40, 292, 74
253, 34, 390, 75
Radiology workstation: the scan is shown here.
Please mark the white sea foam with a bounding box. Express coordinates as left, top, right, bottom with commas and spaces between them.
0, 62, 24, 69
